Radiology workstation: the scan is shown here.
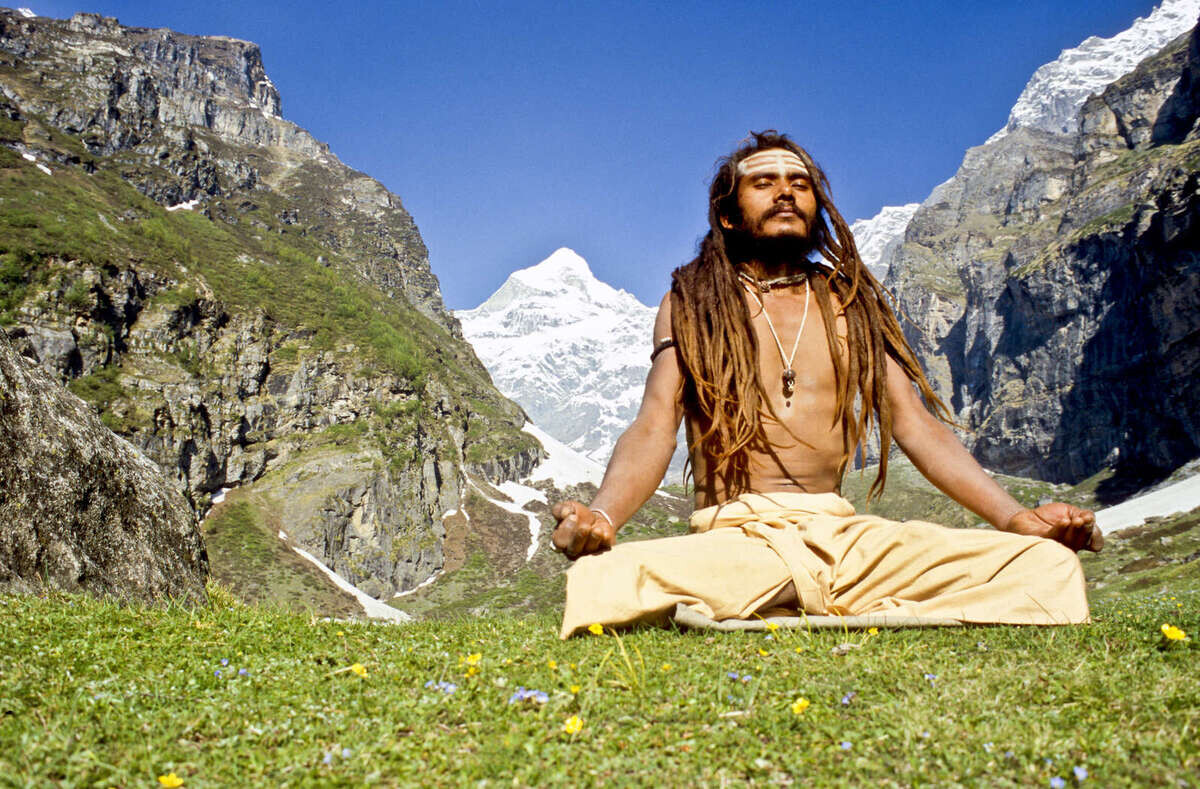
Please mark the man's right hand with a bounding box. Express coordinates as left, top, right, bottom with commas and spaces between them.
551, 501, 616, 560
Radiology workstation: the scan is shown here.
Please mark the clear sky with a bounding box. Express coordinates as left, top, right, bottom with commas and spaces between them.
29, 0, 1165, 308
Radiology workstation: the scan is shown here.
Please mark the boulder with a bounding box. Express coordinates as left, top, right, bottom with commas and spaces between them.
0, 329, 207, 601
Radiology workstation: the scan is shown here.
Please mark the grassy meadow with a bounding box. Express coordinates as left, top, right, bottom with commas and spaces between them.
1, 516, 1197, 786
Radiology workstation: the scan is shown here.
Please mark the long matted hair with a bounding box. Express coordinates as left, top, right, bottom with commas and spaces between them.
669, 131, 949, 500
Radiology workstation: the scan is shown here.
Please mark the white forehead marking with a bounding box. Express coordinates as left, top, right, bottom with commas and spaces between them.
737, 149, 809, 179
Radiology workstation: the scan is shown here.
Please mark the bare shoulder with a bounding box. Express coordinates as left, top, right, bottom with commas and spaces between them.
653, 292, 673, 340
640, 292, 684, 422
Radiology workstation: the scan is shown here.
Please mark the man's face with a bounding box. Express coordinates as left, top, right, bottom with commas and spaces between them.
724, 148, 818, 241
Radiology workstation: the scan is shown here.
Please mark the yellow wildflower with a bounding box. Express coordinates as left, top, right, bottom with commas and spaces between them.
790, 698, 810, 715
1161, 623, 1189, 641
867, 627, 879, 636
158, 774, 184, 788
660, 663, 672, 672
464, 666, 479, 677
569, 684, 581, 694
588, 623, 604, 636
462, 653, 482, 666
350, 663, 367, 678
336, 631, 344, 637
758, 648, 770, 657
794, 646, 805, 654
765, 622, 780, 633
548, 659, 557, 670
563, 715, 584, 735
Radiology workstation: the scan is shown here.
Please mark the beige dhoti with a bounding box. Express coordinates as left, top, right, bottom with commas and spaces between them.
560, 492, 1089, 638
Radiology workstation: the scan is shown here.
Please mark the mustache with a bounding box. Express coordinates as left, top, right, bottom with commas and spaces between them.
764, 201, 800, 219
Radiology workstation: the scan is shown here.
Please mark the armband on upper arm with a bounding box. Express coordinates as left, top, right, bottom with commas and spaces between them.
650, 337, 676, 363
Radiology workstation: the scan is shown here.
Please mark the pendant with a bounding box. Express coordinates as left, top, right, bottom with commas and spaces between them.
782, 368, 796, 397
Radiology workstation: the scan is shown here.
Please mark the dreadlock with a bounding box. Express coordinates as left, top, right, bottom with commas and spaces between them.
669, 130, 949, 501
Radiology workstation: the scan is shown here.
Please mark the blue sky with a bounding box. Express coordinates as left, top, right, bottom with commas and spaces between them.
31, 0, 1164, 308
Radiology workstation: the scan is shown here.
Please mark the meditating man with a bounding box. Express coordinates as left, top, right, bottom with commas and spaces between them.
551, 131, 1103, 639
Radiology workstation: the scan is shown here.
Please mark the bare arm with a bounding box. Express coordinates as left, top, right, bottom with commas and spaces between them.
552, 294, 684, 559
886, 356, 1102, 551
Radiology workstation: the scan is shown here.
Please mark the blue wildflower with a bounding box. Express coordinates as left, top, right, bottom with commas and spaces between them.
220, 658, 229, 667
238, 668, 249, 676
322, 752, 333, 766
508, 686, 548, 704
214, 669, 222, 678
727, 672, 740, 680
1005, 751, 1015, 759
923, 673, 937, 682
341, 747, 352, 759
841, 691, 856, 705
1050, 778, 1065, 789
840, 741, 852, 750
983, 742, 993, 753
1073, 766, 1088, 781
741, 674, 752, 683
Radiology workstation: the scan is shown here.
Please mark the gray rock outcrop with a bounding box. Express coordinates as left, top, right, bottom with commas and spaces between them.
0, 328, 207, 601
886, 25, 1200, 488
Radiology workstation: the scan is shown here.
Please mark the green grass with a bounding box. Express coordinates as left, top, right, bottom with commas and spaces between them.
3, 493, 1200, 784
0, 583, 1195, 786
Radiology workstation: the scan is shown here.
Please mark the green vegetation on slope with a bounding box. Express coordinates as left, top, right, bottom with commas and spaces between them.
393, 482, 692, 622
840, 454, 1069, 529
202, 498, 364, 619
0, 113, 537, 463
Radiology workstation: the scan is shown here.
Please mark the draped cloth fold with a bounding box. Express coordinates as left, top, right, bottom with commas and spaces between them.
560, 492, 1089, 639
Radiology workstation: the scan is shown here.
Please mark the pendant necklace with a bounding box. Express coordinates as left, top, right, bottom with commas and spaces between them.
740, 273, 810, 406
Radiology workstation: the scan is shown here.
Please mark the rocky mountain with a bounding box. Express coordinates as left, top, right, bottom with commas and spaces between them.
886, 17, 1200, 492
0, 9, 538, 603
0, 327, 207, 600
990, 0, 1200, 141
457, 248, 686, 480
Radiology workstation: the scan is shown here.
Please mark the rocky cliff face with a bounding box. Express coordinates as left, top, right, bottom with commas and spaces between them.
887, 24, 1200, 486
0, 10, 539, 599
0, 328, 206, 601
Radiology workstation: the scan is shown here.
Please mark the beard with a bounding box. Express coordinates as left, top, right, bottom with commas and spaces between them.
724, 219, 820, 267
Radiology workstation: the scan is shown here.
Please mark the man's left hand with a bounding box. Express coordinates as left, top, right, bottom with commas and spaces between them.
1004, 503, 1104, 552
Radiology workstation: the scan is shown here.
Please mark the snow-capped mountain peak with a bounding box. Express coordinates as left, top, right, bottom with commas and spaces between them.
989, 0, 1200, 142
850, 203, 920, 280
467, 247, 644, 322
457, 249, 672, 472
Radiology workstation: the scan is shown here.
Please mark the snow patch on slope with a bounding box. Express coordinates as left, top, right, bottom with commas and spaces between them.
1095, 473, 1200, 533
522, 422, 605, 488
288, 544, 412, 622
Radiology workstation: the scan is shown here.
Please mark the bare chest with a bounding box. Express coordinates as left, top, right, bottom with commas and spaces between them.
743, 287, 846, 409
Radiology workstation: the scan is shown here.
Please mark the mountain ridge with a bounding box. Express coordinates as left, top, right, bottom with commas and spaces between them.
0, 8, 538, 606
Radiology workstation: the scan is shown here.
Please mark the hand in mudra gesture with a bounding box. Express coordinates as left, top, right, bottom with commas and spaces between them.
551, 501, 616, 560
1005, 502, 1104, 552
